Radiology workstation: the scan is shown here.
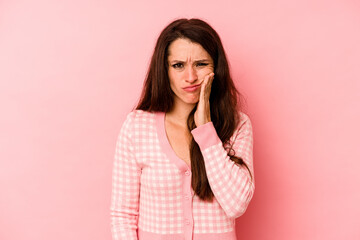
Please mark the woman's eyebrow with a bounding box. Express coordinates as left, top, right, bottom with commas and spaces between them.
169, 59, 210, 64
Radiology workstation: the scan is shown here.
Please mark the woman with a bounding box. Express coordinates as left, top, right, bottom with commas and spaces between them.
110, 18, 255, 240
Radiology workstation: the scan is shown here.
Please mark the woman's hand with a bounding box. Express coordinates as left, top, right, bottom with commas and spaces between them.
194, 72, 215, 127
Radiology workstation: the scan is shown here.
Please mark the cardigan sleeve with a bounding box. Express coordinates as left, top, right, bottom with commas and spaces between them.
110, 111, 141, 240
190, 112, 255, 219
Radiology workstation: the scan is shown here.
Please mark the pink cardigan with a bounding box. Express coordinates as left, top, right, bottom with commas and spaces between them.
110, 110, 255, 240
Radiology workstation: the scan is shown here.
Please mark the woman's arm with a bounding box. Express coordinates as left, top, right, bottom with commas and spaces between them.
110, 111, 141, 240
191, 112, 255, 219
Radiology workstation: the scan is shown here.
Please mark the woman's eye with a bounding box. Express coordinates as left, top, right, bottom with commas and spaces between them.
172, 62, 208, 69
172, 63, 183, 68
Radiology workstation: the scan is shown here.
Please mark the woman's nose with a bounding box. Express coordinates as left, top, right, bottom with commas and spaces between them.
185, 66, 198, 83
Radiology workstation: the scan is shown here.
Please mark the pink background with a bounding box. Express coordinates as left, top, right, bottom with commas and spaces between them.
1, 0, 359, 239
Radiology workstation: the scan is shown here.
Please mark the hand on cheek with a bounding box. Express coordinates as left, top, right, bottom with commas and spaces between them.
194, 72, 215, 127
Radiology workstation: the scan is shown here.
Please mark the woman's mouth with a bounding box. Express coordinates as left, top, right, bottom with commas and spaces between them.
183, 84, 201, 92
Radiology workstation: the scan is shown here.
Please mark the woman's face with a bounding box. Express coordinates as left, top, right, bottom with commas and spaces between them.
167, 38, 214, 106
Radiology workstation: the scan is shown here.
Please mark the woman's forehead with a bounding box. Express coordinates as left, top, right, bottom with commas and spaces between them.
167, 39, 211, 62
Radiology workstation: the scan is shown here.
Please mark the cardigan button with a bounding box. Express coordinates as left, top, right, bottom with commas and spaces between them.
185, 195, 189, 200
185, 171, 190, 176
185, 219, 190, 225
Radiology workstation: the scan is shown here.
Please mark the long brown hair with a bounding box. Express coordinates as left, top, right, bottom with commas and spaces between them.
134, 18, 252, 202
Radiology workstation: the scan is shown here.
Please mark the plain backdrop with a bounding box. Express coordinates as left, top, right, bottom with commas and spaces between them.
0, 0, 359, 239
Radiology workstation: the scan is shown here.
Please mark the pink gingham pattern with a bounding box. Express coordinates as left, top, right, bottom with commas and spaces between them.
110, 110, 255, 240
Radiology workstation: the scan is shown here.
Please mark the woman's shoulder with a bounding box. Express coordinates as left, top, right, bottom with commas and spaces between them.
238, 111, 252, 126
119, 109, 156, 135
220, 111, 253, 148
128, 109, 156, 117
232, 111, 253, 139
124, 109, 157, 124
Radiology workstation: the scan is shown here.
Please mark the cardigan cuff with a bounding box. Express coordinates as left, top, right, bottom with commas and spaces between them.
191, 122, 222, 150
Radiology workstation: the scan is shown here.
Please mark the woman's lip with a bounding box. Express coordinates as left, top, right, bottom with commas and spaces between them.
183, 84, 201, 92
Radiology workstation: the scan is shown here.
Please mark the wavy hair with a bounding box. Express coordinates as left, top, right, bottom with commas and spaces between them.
134, 18, 252, 202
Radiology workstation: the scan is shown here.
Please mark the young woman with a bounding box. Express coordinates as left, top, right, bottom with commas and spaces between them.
110, 18, 255, 240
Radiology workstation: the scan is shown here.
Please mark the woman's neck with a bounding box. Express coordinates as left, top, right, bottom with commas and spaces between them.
166, 98, 196, 128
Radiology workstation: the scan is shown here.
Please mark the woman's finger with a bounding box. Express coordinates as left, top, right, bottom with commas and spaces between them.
204, 73, 214, 98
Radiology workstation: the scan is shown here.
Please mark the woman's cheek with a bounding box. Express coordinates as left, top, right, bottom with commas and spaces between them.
200, 70, 212, 79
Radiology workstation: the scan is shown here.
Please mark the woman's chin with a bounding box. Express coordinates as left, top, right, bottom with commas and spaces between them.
174, 94, 199, 105
185, 97, 199, 104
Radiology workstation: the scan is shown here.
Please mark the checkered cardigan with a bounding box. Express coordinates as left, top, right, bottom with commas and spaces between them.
110, 110, 255, 240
